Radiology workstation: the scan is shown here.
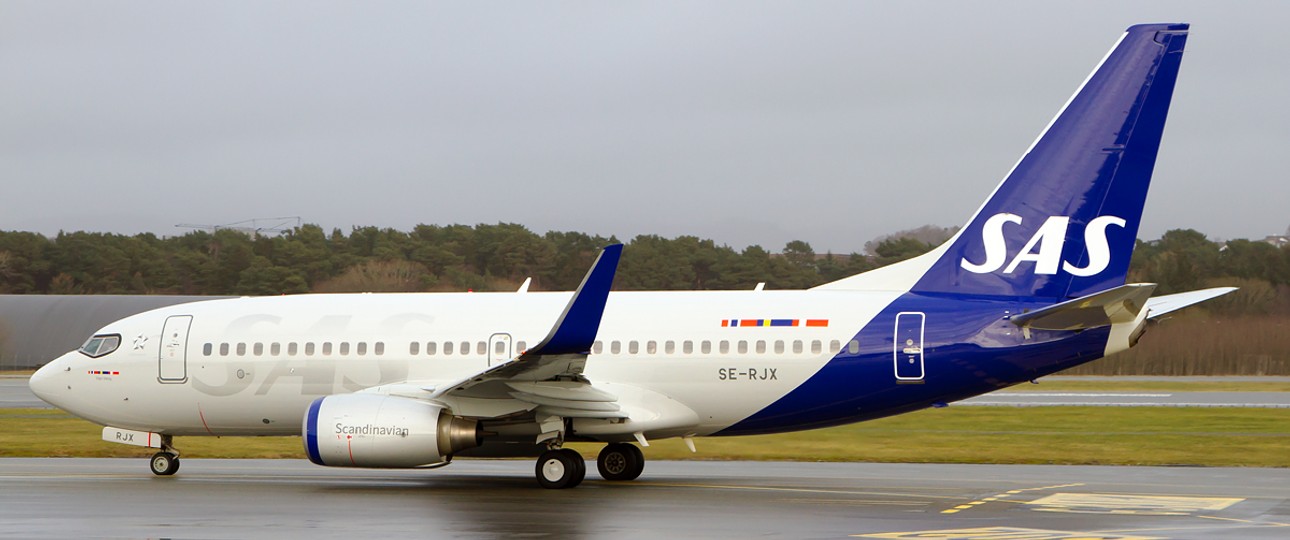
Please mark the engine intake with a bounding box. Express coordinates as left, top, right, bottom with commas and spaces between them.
303, 394, 481, 468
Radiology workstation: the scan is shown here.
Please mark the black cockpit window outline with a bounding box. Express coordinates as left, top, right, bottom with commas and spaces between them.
77, 334, 122, 358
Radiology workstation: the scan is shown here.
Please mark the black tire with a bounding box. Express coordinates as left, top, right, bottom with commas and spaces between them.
563, 449, 586, 488
149, 452, 180, 476
597, 443, 644, 481
535, 449, 585, 489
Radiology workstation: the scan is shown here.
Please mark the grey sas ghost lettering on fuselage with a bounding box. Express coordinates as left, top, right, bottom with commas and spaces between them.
190, 312, 413, 397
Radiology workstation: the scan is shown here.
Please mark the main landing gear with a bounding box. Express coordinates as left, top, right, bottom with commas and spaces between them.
533, 443, 646, 488
596, 443, 645, 481
149, 435, 180, 476
535, 448, 586, 489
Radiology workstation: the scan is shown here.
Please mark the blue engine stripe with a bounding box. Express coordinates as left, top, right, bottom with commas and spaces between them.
304, 397, 324, 465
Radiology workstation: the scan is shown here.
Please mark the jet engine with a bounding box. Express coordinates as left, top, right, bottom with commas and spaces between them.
303, 394, 481, 468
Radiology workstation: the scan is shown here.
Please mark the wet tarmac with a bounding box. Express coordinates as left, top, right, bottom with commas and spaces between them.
1, 458, 1287, 539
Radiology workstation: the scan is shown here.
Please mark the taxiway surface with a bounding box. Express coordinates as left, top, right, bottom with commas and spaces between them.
1, 459, 1287, 539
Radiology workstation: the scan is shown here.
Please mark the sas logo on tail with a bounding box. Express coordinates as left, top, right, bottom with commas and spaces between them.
959, 214, 1126, 276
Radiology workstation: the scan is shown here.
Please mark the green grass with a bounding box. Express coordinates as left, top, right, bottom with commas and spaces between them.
1001, 379, 1290, 392
5, 407, 1288, 467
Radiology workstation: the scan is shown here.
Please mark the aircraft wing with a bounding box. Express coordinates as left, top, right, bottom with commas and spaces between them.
363, 245, 633, 430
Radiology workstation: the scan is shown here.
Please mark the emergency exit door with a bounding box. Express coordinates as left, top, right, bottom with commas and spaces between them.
488, 333, 513, 367
893, 312, 925, 381
159, 315, 192, 383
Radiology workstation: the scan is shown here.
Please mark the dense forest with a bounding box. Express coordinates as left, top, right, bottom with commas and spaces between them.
1, 223, 1287, 374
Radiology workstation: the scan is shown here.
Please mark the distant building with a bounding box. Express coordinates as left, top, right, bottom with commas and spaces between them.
1262, 235, 1289, 248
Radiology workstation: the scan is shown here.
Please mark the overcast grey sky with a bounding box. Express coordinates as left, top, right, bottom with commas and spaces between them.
2, 1, 1286, 253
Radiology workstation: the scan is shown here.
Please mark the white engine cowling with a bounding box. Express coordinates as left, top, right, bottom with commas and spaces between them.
303, 394, 481, 468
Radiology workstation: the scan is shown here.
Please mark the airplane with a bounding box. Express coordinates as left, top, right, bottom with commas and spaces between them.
30, 23, 1233, 489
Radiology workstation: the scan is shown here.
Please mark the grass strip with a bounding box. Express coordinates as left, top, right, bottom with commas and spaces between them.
1001, 380, 1290, 392
4, 407, 1287, 467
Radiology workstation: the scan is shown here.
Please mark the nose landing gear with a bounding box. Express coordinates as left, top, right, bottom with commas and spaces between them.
149, 451, 180, 476
148, 435, 180, 476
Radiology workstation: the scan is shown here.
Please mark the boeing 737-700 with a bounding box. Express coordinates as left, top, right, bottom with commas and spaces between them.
30, 23, 1233, 488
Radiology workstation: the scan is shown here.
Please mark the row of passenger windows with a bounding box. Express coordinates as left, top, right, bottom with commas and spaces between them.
201, 338, 863, 358
202, 341, 386, 357
592, 339, 860, 356
405, 339, 862, 356
410, 341, 528, 356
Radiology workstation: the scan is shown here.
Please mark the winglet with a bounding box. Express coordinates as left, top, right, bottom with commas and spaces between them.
527, 244, 623, 356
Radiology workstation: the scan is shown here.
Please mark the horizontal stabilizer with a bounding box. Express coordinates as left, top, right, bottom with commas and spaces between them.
1146, 287, 1237, 319
1010, 283, 1157, 331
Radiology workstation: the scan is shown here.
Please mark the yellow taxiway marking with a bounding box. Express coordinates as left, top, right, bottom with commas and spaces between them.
1025, 493, 1243, 516
940, 483, 1084, 514
853, 526, 1161, 539
642, 482, 962, 500
1195, 515, 1290, 527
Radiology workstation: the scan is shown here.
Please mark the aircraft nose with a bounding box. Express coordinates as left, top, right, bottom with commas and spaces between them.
28, 354, 70, 407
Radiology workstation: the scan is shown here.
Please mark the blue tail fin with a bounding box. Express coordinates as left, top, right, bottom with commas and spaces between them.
908, 23, 1188, 299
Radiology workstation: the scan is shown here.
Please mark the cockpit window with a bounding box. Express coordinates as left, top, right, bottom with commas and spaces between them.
78, 334, 122, 358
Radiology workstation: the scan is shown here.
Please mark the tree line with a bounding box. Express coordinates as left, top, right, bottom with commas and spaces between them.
0, 224, 1285, 306
1, 223, 1288, 374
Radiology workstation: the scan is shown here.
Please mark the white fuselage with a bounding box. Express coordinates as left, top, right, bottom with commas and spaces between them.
33, 289, 898, 437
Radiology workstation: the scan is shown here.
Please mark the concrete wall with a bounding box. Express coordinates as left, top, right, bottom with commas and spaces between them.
0, 295, 230, 370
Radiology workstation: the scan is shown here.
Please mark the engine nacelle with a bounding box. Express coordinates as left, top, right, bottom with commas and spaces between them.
303, 394, 481, 468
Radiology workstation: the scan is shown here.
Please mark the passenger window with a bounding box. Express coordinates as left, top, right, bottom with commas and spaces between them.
220, 343, 230, 356
848, 340, 860, 354
253, 343, 264, 356
340, 342, 350, 355
701, 340, 711, 354
78, 335, 119, 358
322, 342, 333, 356
517, 340, 527, 352
737, 341, 748, 354
593, 341, 603, 354
287, 343, 298, 356
459, 341, 469, 355
375, 342, 385, 355
357, 342, 367, 356
494, 341, 505, 355
426, 342, 436, 355
793, 340, 803, 354
271, 343, 281, 356
477, 341, 486, 355
719, 341, 730, 354
236, 343, 247, 356
203, 343, 212, 356
628, 341, 639, 354
665, 341, 675, 354
444, 341, 454, 355
830, 340, 841, 354
683, 341, 694, 354
811, 340, 822, 354
409, 342, 420, 355
646, 341, 657, 354
755, 340, 766, 354
774, 340, 784, 354
611, 341, 621, 354
305, 343, 315, 356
